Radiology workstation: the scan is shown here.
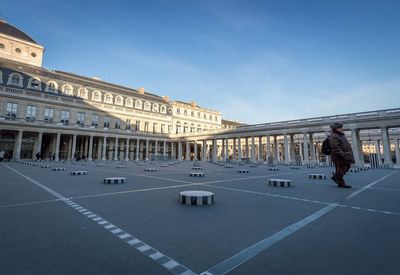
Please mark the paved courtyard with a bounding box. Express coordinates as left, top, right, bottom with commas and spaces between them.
0, 161, 399, 275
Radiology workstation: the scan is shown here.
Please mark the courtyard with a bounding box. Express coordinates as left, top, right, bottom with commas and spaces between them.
0, 161, 399, 275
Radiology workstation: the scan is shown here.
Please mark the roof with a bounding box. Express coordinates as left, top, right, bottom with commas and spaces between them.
0, 19, 39, 45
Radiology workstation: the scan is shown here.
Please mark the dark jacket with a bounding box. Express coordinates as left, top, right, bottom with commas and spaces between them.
329, 132, 355, 164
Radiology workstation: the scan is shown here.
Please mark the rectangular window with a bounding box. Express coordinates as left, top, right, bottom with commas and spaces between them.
104, 116, 110, 128
91, 114, 99, 128
161, 124, 165, 133
144, 122, 149, 132
168, 125, 172, 133
115, 120, 121, 129
61, 110, 70, 125
77, 112, 85, 127
126, 119, 131, 130
153, 123, 157, 133
135, 120, 140, 131
6, 102, 17, 120
26, 105, 37, 121
177, 108, 180, 114
44, 107, 54, 122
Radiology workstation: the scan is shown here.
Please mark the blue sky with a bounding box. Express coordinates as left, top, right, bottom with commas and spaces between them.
1, 0, 400, 123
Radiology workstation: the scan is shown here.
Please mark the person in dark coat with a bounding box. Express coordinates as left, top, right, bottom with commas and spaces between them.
330, 122, 355, 188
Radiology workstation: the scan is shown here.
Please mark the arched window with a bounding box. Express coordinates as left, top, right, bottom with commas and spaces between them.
62, 84, 73, 95
183, 122, 188, 133
92, 90, 102, 102
7, 72, 23, 87
190, 123, 195, 132
176, 121, 181, 134
152, 103, 159, 112
115, 95, 123, 106
104, 93, 113, 104
46, 81, 58, 93
78, 88, 88, 99
144, 101, 151, 111
125, 98, 133, 107
27, 77, 41, 90
160, 105, 167, 114
135, 100, 142, 109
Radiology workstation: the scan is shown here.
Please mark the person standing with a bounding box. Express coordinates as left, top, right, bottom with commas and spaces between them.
0, 150, 4, 162
330, 123, 354, 188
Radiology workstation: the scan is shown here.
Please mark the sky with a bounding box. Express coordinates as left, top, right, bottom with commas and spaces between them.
1, 0, 400, 124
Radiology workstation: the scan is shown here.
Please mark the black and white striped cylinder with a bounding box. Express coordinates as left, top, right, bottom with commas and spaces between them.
237, 169, 249, 173
290, 166, 300, 170
190, 172, 205, 177
250, 165, 258, 168
192, 167, 203, 170
104, 177, 126, 184
349, 168, 360, 173
41, 165, 51, 168
179, 190, 214, 206
306, 164, 316, 168
225, 165, 233, 168
52, 167, 65, 171
308, 174, 327, 180
268, 167, 279, 171
218, 163, 225, 166
268, 179, 292, 187
144, 168, 157, 172
71, 171, 88, 175
116, 165, 126, 168
96, 164, 104, 167
238, 163, 245, 166
161, 164, 169, 167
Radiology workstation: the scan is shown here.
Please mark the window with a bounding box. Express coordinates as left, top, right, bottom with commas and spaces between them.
44, 108, 54, 122
203, 114, 206, 119
125, 98, 133, 107
184, 109, 188, 116
0, 43, 4, 49
168, 125, 172, 133
26, 105, 37, 122
177, 108, 181, 114
176, 124, 181, 134
144, 101, 151, 111
161, 124, 165, 133
61, 110, 70, 125
198, 112, 201, 118
77, 112, 85, 127
135, 120, 140, 131
191, 111, 194, 117
31, 52, 37, 57
92, 91, 101, 102
104, 116, 110, 128
115, 120, 121, 129
197, 125, 202, 132
104, 93, 113, 104
135, 100, 142, 109
46, 81, 58, 93
91, 114, 99, 128
152, 104, 159, 112
6, 102, 17, 119
183, 123, 188, 133
8, 73, 23, 87
144, 122, 149, 132
28, 78, 41, 90
190, 124, 195, 132
153, 123, 157, 133
62, 85, 73, 95
78, 88, 88, 99
115, 96, 123, 106
160, 105, 166, 113
126, 119, 131, 130
15, 48, 21, 53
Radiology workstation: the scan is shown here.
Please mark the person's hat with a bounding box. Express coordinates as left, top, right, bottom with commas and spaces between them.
330, 122, 343, 129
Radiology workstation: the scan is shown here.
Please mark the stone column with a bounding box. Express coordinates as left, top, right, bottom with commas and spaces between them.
266, 135, 271, 162
238, 138, 242, 160
13, 130, 23, 160
193, 141, 198, 161
212, 140, 217, 162
258, 136, 263, 161
394, 139, 400, 165
245, 138, 249, 159
225, 139, 229, 161
171, 142, 175, 159
351, 128, 364, 167
185, 140, 190, 160
55, 132, 61, 162
136, 139, 140, 161
221, 139, 226, 161
284, 134, 290, 163
154, 140, 158, 159
88, 135, 93, 161
309, 133, 315, 163
125, 138, 130, 161
250, 137, 256, 162
37, 131, 43, 156
102, 136, 107, 161
233, 138, 237, 160
70, 134, 77, 160
302, 133, 309, 164
84, 137, 89, 159
178, 141, 182, 161
381, 127, 393, 167
375, 140, 382, 165
114, 137, 119, 160
289, 134, 295, 161
67, 136, 72, 160
202, 140, 207, 161
273, 136, 279, 163
163, 140, 167, 157
145, 139, 150, 161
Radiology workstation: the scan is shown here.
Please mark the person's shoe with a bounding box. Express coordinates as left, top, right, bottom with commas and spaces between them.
338, 184, 352, 188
